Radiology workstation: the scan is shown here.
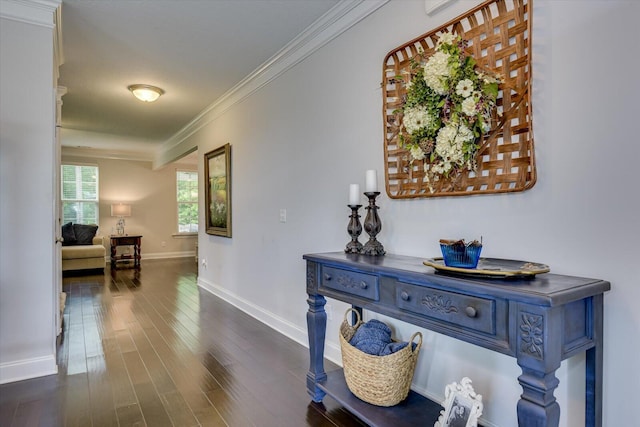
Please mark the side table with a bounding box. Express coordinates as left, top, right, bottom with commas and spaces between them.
304, 252, 610, 427
110, 235, 142, 269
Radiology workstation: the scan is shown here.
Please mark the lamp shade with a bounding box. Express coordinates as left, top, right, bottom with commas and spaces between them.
111, 203, 131, 217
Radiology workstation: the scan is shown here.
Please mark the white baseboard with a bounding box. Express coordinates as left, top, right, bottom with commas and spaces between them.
197, 277, 342, 366
143, 251, 195, 260
0, 354, 58, 384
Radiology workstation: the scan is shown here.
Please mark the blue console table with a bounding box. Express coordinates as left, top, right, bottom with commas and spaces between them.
304, 252, 610, 427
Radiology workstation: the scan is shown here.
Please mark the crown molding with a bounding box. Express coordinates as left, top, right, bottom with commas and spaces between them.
62, 146, 155, 163
157, 0, 389, 162
0, 0, 60, 28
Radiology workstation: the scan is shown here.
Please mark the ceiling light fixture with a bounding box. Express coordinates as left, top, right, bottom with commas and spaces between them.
127, 84, 164, 103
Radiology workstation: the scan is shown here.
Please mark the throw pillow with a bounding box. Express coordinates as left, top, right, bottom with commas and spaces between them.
73, 223, 99, 245
61, 222, 77, 246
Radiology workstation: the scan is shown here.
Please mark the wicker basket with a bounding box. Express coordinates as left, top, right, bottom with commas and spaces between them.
339, 308, 423, 407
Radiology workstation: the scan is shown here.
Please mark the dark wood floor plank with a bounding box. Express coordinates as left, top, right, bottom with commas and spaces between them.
115, 402, 146, 427
158, 390, 198, 427
10, 398, 43, 427
0, 258, 366, 427
126, 321, 177, 395
63, 373, 92, 427
0, 401, 17, 426
177, 389, 227, 427
86, 355, 119, 427
103, 342, 138, 409
131, 381, 173, 427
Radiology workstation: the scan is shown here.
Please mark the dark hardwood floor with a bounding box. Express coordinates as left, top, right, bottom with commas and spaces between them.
0, 258, 365, 427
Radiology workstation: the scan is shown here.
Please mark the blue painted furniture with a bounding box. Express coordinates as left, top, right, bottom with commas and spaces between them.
304, 252, 610, 427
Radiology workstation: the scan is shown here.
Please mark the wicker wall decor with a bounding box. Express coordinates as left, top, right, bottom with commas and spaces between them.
382, 0, 535, 198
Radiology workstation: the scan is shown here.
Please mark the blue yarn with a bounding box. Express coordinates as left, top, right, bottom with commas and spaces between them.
349, 319, 411, 356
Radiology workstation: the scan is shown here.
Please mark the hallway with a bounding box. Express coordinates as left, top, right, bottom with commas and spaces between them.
0, 258, 363, 427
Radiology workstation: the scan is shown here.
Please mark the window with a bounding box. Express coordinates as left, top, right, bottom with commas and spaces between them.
177, 170, 198, 233
61, 164, 99, 224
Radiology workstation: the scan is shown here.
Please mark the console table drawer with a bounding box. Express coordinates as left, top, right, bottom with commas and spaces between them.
321, 266, 379, 301
396, 283, 496, 335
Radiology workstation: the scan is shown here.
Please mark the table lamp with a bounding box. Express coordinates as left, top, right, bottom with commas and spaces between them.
111, 203, 131, 235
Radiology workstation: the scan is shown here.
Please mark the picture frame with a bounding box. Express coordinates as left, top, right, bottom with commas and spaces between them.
204, 143, 231, 237
435, 377, 483, 427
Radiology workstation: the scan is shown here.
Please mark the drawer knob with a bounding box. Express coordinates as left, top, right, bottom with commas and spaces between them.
360, 281, 368, 289
465, 306, 477, 318
324, 273, 332, 281
401, 291, 410, 301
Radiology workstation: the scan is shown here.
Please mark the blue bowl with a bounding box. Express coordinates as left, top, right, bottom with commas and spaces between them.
440, 244, 482, 269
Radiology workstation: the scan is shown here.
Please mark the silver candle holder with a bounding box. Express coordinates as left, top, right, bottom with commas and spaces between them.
344, 205, 363, 254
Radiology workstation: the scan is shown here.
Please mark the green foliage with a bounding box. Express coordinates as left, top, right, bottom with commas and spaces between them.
399, 33, 502, 187
177, 171, 198, 232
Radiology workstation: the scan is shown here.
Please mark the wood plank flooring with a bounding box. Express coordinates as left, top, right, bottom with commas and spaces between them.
0, 258, 366, 427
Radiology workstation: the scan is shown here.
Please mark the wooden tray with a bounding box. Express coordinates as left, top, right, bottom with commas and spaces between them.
423, 257, 549, 278
382, 0, 535, 198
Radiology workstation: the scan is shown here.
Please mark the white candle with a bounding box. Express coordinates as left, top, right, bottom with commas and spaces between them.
349, 184, 360, 205
365, 169, 378, 192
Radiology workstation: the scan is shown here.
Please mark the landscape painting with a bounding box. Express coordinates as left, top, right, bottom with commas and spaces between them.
204, 143, 231, 237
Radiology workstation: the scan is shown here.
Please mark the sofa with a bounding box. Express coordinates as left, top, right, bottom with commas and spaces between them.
61, 223, 106, 273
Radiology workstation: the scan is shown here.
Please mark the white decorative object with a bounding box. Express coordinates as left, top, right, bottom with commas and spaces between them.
349, 184, 360, 205
425, 0, 457, 16
435, 377, 483, 427
365, 169, 378, 192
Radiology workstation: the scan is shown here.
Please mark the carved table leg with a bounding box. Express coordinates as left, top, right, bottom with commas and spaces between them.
517, 368, 560, 427
516, 307, 562, 427
306, 293, 327, 402
134, 241, 141, 268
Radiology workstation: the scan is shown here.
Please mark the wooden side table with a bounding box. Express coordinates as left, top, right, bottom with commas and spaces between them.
110, 235, 142, 269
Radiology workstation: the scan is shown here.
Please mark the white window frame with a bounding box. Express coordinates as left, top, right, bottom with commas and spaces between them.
176, 169, 198, 234
61, 163, 99, 225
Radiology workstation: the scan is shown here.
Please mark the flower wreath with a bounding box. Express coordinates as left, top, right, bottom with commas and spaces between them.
399, 32, 503, 192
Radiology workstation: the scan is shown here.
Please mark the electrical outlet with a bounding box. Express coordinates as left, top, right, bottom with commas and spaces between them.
201, 258, 207, 269
279, 209, 287, 223
161, 241, 166, 247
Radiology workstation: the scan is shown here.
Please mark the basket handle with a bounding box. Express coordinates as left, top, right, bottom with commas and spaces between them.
343, 307, 362, 326
409, 332, 423, 353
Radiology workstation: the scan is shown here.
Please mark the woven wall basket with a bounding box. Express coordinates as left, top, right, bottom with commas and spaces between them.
382, 0, 535, 198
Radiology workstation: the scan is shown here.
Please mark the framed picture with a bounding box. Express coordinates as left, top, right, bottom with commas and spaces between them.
204, 143, 231, 237
435, 377, 483, 427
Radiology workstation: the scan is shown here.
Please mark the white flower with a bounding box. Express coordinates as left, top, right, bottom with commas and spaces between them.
437, 32, 457, 47
409, 145, 426, 161
461, 97, 477, 116
423, 51, 451, 95
455, 79, 474, 98
434, 123, 474, 170
403, 106, 432, 134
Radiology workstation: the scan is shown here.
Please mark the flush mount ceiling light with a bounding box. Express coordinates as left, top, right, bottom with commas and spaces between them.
127, 84, 164, 102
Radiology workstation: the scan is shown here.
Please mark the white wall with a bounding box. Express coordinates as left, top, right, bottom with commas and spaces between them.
0, 2, 60, 383
181, 1, 640, 426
